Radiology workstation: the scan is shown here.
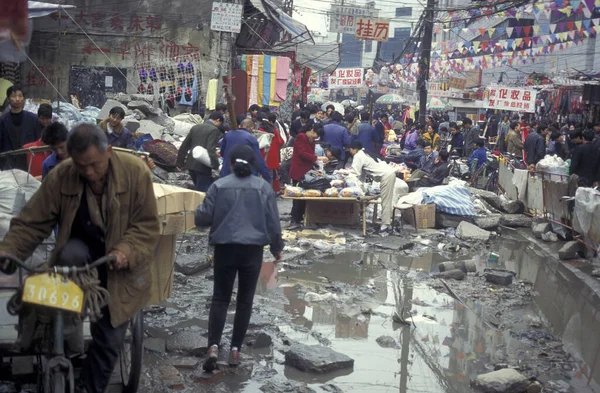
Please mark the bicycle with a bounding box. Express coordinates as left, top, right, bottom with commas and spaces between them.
0, 255, 143, 393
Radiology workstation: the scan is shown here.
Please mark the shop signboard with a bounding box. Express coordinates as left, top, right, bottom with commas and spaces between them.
210, 2, 243, 33
354, 18, 389, 42
329, 5, 379, 34
329, 68, 364, 89
429, 81, 452, 98
485, 87, 536, 113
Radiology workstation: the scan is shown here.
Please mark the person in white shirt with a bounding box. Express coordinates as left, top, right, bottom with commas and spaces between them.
349, 140, 398, 233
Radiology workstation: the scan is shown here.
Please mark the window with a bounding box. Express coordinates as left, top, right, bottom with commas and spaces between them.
394, 27, 411, 39
396, 7, 412, 17
365, 40, 373, 52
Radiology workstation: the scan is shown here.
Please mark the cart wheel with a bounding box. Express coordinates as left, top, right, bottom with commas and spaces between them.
120, 311, 143, 393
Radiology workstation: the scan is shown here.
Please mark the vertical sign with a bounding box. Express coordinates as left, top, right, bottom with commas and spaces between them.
210, 2, 243, 33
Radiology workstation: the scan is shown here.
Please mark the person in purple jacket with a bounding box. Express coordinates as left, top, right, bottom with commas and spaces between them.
403, 125, 421, 152
322, 111, 350, 160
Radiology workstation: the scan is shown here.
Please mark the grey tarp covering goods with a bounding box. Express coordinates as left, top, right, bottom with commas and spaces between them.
0, 1, 76, 62
296, 43, 340, 74
248, 0, 314, 44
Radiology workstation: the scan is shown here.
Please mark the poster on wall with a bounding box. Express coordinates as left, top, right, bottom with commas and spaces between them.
329, 68, 363, 89
210, 2, 243, 33
485, 87, 536, 113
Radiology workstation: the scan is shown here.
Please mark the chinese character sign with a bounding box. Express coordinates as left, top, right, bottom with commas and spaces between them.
210, 2, 243, 33
329, 68, 364, 89
449, 77, 466, 90
329, 5, 379, 33
485, 87, 536, 113
355, 18, 389, 42
429, 81, 452, 98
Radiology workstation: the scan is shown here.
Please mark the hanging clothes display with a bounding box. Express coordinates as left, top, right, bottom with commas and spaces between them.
249, 55, 259, 106
275, 57, 290, 102
257, 55, 264, 107
269, 57, 279, 107
205, 79, 218, 110
179, 75, 198, 106
262, 55, 272, 106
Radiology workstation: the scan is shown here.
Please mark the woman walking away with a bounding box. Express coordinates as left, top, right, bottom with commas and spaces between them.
195, 144, 284, 372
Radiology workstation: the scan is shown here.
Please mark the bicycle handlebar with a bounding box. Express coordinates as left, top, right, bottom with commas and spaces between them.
0, 254, 115, 274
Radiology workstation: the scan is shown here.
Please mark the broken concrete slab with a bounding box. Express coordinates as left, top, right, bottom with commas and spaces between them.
502, 200, 525, 214
526, 381, 543, 393
285, 343, 354, 373
138, 119, 166, 139
122, 118, 140, 133
148, 112, 176, 133
127, 100, 160, 116
133, 108, 147, 120
166, 331, 209, 356
558, 241, 584, 260
439, 269, 466, 280
174, 255, 211, 276
436, 212, 470, 228
500, 214, 533, 228
473, 214, 502, 230
260, 380, 316, 393
157, 365, 185, 390
532, 222, 552, 239
130, 93, 155, 102
485, 270, 514, 286
473, 368, 530, 393
144, 337, 166, 354
456, 221, 491, 242
375, 335, 398, 348
169, 357, 199, 370
97, 99, 127, 120
113, 93, 131, 104
541, 232, 558, 242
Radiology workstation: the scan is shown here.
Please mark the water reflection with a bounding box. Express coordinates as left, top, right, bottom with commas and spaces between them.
256, 239, 600, 392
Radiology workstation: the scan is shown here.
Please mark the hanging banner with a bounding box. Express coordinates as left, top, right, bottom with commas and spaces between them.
354, 18, 390, 42
210, 2, 243, 33
329, 5, 380, 34
485, 87, 537, 113
329, 68, 364, 88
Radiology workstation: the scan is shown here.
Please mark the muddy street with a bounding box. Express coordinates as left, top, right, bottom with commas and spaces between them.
135, 200, 600, 393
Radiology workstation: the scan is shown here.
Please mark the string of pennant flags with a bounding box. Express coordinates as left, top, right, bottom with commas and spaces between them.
440, 0, 600, 23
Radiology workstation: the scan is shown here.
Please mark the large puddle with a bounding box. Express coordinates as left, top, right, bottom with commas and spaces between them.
243, 233, 600, 393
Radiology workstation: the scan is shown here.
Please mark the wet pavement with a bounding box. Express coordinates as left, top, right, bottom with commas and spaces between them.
135, 225, 600, 393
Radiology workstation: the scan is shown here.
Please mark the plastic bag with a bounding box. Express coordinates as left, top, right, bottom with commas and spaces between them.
331, 179, 345, 188
284, 186, 304, 197
324, 188, 339, 197
340, 187, 365, 198
192, 146, 211, 167
302, 189, 322, 197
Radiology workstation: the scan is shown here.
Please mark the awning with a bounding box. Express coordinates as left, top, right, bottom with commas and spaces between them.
296, 43, 340, 74
249, 0, 314, 45
28, 1, 75, 18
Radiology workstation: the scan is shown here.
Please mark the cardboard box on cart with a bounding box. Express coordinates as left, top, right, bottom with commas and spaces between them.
150, 184, 205, 304
402, 204, 436, 229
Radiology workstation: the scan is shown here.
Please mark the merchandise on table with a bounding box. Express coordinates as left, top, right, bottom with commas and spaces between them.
284, 186, 304, 197
340, 187, 365, 198
324, 188, 339, 197
302, 189, 323, 197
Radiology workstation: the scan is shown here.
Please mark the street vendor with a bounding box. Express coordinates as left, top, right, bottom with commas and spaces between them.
0, 124, 160, 393
348, 140, 397, 234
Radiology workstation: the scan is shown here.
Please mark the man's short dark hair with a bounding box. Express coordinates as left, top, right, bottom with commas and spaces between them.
423, 141, 432, 148
300, 110, 310, 120
463, 118, 473, 126
449, 122, 457, 129
6, 85, 23, 98
360, 111, 370, 121
209, 112, 224, 122
570, 129, 583, 140
326, 104, 335, 111
215, 103, 228, 112
476, 139, 485, 147
306, 104, 318, 115
330, 111, 343, 123
38, 103, 53, 119
380, 113, 389, 120
510, 121, 519, 130
583, 129, 594, 142
267, 113, 277, 123
67, 124, 109, 155
350, 140, 363, 150
42, 122, 69, 146
109, 106, 126, 119
551, 131, 561, 141
438, 149, 449, 161
328, 146, 342, 160
444, 114, 450, 122
313, 122, 325, 138
248, 104, 260, 112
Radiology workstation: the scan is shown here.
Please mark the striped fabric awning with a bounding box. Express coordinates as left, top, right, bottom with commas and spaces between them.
422, 186, 477, 217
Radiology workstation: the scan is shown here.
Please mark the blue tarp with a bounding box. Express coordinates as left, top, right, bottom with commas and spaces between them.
422, 186, 477, 217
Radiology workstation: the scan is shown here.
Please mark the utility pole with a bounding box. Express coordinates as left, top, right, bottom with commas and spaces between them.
418, 0, 435, 125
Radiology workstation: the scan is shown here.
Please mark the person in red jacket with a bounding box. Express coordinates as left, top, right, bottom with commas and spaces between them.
289, 123, 327, 225
265, 113, 286, 193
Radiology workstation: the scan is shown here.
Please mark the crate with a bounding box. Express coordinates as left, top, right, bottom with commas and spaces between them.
402, 204, 436, 229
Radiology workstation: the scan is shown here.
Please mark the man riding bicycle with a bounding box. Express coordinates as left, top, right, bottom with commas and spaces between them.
0, 124, 160, 393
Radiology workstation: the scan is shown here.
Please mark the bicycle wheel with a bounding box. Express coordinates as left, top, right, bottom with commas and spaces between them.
120, 311, 144, 393
485, 172, 498, 192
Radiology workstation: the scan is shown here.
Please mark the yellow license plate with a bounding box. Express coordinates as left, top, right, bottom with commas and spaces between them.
22, 273, 84, 313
